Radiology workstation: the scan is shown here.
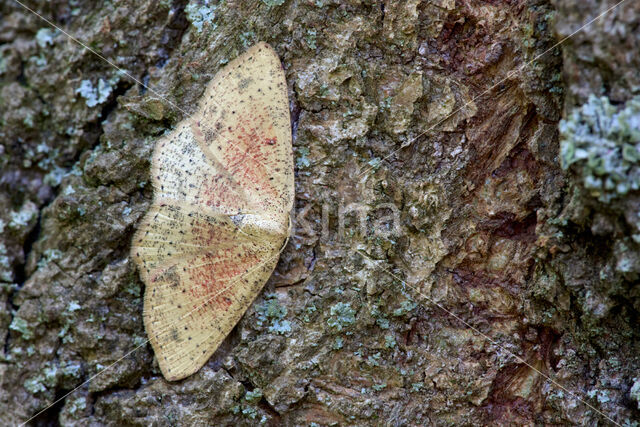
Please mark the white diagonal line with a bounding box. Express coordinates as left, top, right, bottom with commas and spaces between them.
11, 0, 268, 174
356, 0, 631, 180
12, 0, 633, 424
19, 246, 284, 426
11, 0, 191, 118
356, 250, 622, 426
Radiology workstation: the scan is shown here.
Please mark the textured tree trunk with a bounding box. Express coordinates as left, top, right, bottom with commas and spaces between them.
0, 0, 638, 425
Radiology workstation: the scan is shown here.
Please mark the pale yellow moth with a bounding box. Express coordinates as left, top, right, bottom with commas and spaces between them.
131, 42, 294, 381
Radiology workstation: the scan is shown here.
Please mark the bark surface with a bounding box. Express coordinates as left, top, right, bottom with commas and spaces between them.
0, 0, 638, 425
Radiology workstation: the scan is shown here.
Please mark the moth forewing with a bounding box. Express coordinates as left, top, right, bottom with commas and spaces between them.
131, 42, 294, 381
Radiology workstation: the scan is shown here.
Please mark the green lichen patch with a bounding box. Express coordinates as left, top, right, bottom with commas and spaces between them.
0, 243, 12, 282
327, 302, 356, 332
8, 202, 38, 232
295, 146, 311, 168
631, 378, 640, 410
392, 299, 416, 317
24, 375, 47, 394
384, 334, 396, 348
60, 395, 88, 423
9, 316, 33, 340
255, 294, 292, 335
185, 1, 219, 33
244, 388, 263, 403
261, 0, 285, 6
560, 95, 640, 202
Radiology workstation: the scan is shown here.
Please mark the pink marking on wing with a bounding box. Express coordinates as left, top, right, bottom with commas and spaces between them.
187, 249, 262, 313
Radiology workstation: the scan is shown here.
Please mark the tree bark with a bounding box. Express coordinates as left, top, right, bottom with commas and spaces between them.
0, 0, 638, 425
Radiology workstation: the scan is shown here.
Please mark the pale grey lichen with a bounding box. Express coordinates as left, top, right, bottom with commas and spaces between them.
304, 29, 317, 49
371, 382, 387, 392
0, 54, 7, 75
587, 388, 611, 404
65, 396, 87, 415
63, 185, 76, 196
61, 361, 83, 379
37, 248, 62, 269
261, 0, 285, 6
327, 302, 356, 332
392, 299, 416, 317
67, 301, 82, 312
366, 352, 381, 367
42, 364, 59, 387
24, 375, 47, 394
185, 1, 218, 33
8, 202, 37, 231
255, 294, 290, 334
411, 382, 424, 392
44, 166, 67, 187
241, 406, 258, 419
35, 28, 57, 48
295, 146, 310, 168
9, 316, 33, 340
269, 319, 291, 335
560, 95, 640, 203
23, 363, 59, 395
244, 388, 263, 403
0, 243, 11, 282
630, 377, 640, 409
75, 76, 120, 108
333, 336, 344, 349
384, 334, 396, 348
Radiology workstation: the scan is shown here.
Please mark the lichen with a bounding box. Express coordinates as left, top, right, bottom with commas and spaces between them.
392, 299, 416, 317
304, 29, 317, 49
42, 364, 59, 387
67, 301, 81, 312
75, 76, 120, 108
371, 382, 387, 392
327, 302, 356, 332
260, 0, 285, 6
255, 294, 291, 335
241, 406, 258, 419
235, 388, 267, 423
384, 334, 396, 348
35, 28, 57, 48
37, 248, 62, 269
9, 316, 33, 340
366, 352, 381, 367
411, 382, 424, 393
244, 388, 263, 403
371, 305, 390, 329
0, 243, 12, 282
631, 378, 640, 409
61, 361, 83, 380
8, 202, 37, 231
185, 1, 218, 33
65, 396, 87, 415
560, 95, 640, 202
268, 319, 291, 335
295, 146, 311, 168
44, 166, 67, 187
24, 375, 47, 394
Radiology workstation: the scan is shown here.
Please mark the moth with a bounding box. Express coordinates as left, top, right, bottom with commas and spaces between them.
131, 42, 294, 381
